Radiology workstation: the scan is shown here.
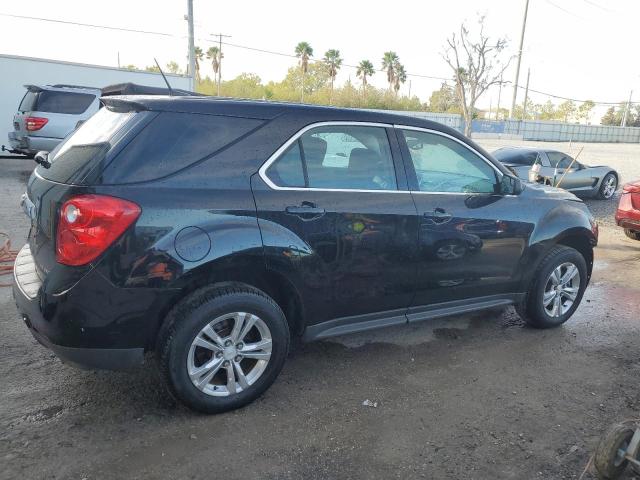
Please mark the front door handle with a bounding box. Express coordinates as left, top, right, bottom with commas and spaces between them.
424, 208, 452, 224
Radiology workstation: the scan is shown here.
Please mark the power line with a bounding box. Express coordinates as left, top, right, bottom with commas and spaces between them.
0, 13, 176, 37
543, 0, 584, 19
0, 11, 636, 106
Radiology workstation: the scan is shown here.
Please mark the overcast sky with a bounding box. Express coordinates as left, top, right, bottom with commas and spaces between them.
0, 0, 636, 119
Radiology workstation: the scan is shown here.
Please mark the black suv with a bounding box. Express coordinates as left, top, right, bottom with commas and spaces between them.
13, 97, 598, 413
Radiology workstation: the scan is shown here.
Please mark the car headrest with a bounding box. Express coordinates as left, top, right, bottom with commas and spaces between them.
349, 148, 377, 172
303, 136, 327, 167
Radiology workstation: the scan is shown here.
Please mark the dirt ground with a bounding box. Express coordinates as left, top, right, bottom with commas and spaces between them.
1, 141, 640, 480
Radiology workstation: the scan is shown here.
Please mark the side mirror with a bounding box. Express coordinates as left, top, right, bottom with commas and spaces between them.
500, 174, 523, 195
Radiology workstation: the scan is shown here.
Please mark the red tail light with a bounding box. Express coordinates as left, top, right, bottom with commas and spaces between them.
25, 116, 48, 131
56, 195, 141, 266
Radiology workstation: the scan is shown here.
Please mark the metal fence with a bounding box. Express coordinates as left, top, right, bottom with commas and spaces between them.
374, 109, 640, 143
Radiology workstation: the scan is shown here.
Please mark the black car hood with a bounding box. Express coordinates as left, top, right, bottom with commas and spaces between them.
521, 181, 583, 202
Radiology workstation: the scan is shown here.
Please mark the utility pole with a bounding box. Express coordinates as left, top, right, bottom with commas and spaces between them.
522, 68, 531, 120
186, 0, 195, 91
210, 33, 231, 96
510, 0, 530, 119
408, 80, 412, 98
621, 89, 633, 127
496, 73, 503, 119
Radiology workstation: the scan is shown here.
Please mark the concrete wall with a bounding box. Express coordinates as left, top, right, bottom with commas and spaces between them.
0, 54, 190, 143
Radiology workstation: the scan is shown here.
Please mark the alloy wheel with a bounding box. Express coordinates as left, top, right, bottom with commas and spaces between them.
542, 262, 581, 317
602, 176, 617, 199
187, 312, 272, 397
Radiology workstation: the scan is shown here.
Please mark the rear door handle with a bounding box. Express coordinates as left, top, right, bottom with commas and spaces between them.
286, 202, 325, 219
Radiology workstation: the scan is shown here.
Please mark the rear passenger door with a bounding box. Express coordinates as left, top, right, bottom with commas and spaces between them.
252, 122, 419, 332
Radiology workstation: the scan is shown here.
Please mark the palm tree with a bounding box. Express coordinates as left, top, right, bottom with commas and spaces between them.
194, 46, 204, 82
393, 62, 407, 95
295, 41, 313, 102
382, 51, 399, 91
356, 60, 375, 90
323, 49, 342, 104
206, 46, 223, 85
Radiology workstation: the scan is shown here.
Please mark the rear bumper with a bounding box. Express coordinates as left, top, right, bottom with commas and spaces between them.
13, 244, 149, 370
8, 132, 61, 154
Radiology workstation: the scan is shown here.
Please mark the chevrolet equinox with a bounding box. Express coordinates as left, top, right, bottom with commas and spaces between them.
14, 97, 598, 413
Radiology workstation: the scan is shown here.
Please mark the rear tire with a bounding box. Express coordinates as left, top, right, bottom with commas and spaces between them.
516, 246, 588, 329
624, 229, 640, 241
158, 284, 290, 413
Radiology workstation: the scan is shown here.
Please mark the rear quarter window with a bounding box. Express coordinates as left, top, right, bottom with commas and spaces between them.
101, 112, 263, 184
37, 108, 135, 184
18, 91, 38, 112
35, 91, 96, 114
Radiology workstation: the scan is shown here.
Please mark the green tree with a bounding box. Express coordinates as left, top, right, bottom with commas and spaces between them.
428, 83, 460, 113
356, 60, 375, 90
576, 100, 595, 123
145, 65, 160, 73
393, 62, 407, 95
122, 64, 138, 71
194, 46, 204, 81
295, 41, 313, 102
206, 46, 223, 85
557, 100, 577, 123
323, 49, 343, 104
166, 61, 181, 74
442, 15, 511, 136
382, 51, 399, 91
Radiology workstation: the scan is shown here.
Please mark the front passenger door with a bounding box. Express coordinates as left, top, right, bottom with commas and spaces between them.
397, 127, 534, 309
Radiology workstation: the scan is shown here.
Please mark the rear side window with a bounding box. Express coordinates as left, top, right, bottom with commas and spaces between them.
102, 112, 262, 183
37, 108, 134, 184
266, 125, 397, 191
35, 91, 95, 114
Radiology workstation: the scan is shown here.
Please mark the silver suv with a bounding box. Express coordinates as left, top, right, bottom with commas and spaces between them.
5, 84, 101, 157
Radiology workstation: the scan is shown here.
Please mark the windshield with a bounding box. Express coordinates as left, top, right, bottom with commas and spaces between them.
37, 108, 134, 184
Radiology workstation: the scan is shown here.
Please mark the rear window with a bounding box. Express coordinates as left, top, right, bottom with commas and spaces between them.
36, 91, 95, 114
100, 112, 263, 183
19, 89, 95, 114
37, 108, 134, 184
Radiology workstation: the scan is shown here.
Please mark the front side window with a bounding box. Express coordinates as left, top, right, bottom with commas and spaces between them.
266, 125, 397, 190
401, 130, 498, 194
547, 151, 573, 168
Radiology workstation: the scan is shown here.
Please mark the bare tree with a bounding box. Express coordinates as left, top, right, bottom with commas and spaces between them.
442, 16, 511, 136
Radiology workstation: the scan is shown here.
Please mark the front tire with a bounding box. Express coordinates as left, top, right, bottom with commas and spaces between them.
598, 173, 618, 199
158, 285, 290, 413
624, 229, 640, 241
517, 246, 588, 329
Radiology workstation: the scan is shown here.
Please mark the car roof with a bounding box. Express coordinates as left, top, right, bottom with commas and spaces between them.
101, 95, 463, 134
493, 146, 541, 154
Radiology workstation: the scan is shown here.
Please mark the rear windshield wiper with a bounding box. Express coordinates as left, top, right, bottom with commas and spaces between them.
34, 151, 51, 169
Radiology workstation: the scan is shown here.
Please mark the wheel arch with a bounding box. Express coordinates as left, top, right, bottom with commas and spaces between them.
151, 258, 306, 350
